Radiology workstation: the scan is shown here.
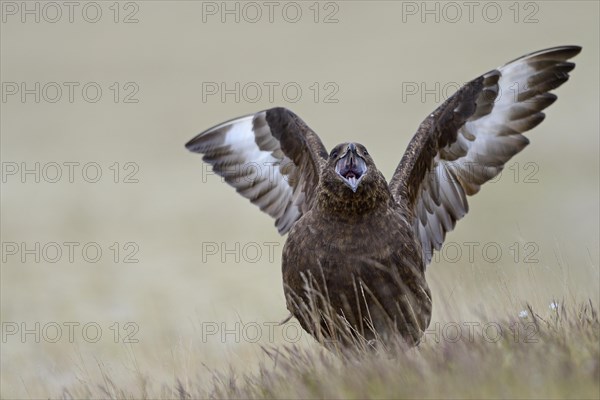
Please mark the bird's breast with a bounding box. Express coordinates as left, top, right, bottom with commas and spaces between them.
282, 208, 422, 283
280, 207, 430, 345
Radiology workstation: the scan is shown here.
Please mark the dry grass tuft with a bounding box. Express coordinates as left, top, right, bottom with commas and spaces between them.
61, 300, 599, 399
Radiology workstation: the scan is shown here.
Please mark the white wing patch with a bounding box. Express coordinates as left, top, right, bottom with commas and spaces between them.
187, 111, 302, 234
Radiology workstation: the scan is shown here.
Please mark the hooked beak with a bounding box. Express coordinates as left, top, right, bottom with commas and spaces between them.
335, 144, 367, 193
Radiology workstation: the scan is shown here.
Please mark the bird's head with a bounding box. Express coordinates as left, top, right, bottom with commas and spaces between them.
329, 142, 370, 193
318, 142, 391, 215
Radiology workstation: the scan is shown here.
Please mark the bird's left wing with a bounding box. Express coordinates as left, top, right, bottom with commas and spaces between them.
186, 107, 328, 234
388, 46, 581, 265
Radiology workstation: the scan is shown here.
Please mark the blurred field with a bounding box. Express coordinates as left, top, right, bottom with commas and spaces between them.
1, 1, 599, 399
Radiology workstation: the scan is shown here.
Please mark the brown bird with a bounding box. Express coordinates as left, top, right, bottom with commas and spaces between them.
186, 46, 581, 347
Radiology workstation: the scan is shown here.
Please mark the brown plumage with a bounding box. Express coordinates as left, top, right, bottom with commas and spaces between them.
186, 46, 581, 347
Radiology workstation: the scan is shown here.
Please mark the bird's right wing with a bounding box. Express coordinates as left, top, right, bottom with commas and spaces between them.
186, 107, 329, 234
388, 46, 581, 265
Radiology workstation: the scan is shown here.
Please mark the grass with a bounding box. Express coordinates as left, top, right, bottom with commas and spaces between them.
58, 300, 599, 399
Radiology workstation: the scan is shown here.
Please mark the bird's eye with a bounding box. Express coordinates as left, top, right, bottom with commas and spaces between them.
330, 150, 338, 158
363, 150, 369, 155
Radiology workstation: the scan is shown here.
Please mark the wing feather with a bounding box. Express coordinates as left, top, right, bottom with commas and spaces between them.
389, 46, 581, 264
186, 107, 328, 234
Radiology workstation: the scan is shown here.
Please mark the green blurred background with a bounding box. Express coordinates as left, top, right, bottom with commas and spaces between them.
1, 1, 598, 397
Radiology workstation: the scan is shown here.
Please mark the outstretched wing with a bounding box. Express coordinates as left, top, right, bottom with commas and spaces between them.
389, 46, 581, 264
186, 107, 328, 234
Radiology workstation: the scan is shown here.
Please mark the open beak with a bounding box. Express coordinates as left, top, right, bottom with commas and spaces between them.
335, 144, 367, 193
